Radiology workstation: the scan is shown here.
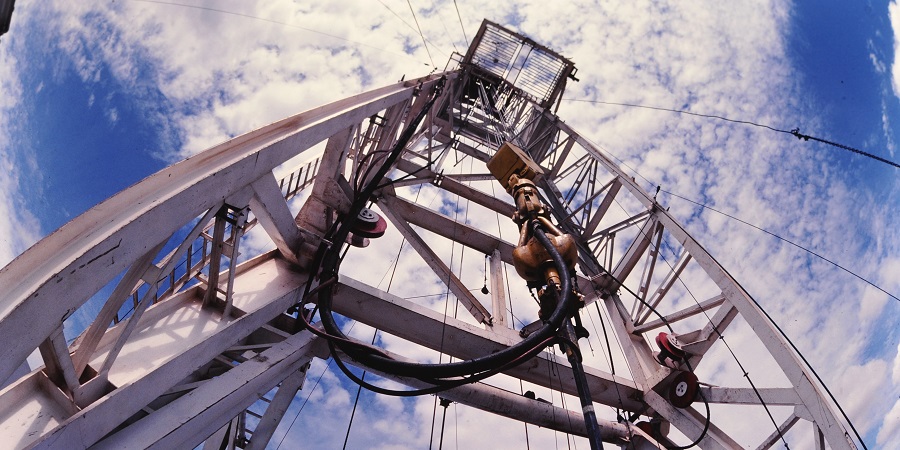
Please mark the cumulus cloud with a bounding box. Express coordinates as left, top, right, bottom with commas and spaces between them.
0, 7, 42, 267
3, 0, 899, 448
891, 1, 900, 100
878, 398, 900, 446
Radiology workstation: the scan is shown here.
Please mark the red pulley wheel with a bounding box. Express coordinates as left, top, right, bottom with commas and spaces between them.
351, 208, 388, 238
669, 370, 699, 408
656, 332, 687, 361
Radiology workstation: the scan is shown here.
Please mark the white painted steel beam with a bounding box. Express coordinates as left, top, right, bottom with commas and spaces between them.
71, 238, 170, 378
700, 386, 801, 406
611, 214, 661, 286
643, 390, 741, 450
380, 194, 516, 262
379, 192, 595, 297
684, 302, 739, 365
632, 294, 726, 334
393, 158, 516, 216
556, 120, 856, 449
92, 331, 323, 449
0, 53, 859, 450
337, 348, 660, 447
244, 368, 310, 450
379, 196, 493, 324
599, 292, 662, 389
754, 414, 800, 450
635, 251, 693, 326
0, 73, 451, 385
331, 275, 646, 412
1, 253, 309, 449
489, 249, 508, 328
250, 174, 304, 265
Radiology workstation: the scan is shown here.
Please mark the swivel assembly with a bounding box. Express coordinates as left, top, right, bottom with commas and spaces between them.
488, 142, 605, 450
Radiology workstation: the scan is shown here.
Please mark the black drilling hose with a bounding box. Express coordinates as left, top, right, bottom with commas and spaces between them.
317, 220, 574, 380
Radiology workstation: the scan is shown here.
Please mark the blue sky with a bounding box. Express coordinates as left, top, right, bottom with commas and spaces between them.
1, 0, 899, 448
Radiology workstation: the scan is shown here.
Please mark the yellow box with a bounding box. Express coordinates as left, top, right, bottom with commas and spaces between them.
486, 142, 544, 190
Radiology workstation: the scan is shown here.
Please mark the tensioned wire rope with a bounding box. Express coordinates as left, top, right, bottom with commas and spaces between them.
375, 0, 453, 64
428, 180, 466, 450
605, 194, 776, 448
277, 224, 415, 450
523, 176, 712, 448
424, 0, 462, 55
557, 102, 898, 303
564, 99, 900, 170
452, 0, 468, 43
406, 0, 437, 67
282, 173, 439, 449
568, 129, 869, 448
342, 192, 433, 450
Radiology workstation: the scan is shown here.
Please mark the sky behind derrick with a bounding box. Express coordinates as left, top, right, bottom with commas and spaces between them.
1, 0, 899, 448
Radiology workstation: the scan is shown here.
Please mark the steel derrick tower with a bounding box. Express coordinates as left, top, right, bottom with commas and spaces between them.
0, 20, 860, 449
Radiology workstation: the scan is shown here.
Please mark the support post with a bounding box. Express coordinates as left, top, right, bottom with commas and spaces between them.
489, 249, 507, 328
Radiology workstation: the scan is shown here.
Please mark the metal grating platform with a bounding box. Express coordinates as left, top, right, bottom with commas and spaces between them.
463, 20, 575, 108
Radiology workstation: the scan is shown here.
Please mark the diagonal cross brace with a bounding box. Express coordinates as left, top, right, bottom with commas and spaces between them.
379, 195, 493, 325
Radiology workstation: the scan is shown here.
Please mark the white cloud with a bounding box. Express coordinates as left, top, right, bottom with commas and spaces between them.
878, 397, 900, 447
872, 52, 888, 74
0, 7, 43, 267
891, 1, 900, 100
893, 342, 900, 386
884, 105, 897, 157
4, 0, 899, 448
106, 107, 119, 125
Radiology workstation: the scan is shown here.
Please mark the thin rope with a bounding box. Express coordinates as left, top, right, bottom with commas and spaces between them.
428, 394, 440, 450
610, 196, 790, 448
566, 98, 900, 169
549, 350, 575, 450
452, 0, 468, 43
341, 329, 380, 449
430, 183, 466, 449
454, 403, 459, 449
274, 359, 332, 449
581, 130, 868, 448
662, 190, 900, 303
406, 0, 437, 67
503, 254, 532, 450
576, 132, 899, 304
376, 0, 449, 58
433, 5, 460, 53
547, 350, 561, 450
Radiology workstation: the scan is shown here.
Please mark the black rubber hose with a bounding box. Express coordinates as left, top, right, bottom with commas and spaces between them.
327, 334, 557, 397
317, 220, 575, 380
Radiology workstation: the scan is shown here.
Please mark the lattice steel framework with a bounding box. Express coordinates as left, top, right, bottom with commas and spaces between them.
0, 20, 858, 449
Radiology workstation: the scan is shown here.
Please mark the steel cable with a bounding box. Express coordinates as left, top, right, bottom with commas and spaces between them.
564, 98, 900, 169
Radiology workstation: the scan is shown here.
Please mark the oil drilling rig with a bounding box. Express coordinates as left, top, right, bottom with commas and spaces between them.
0, 20, 860, 449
